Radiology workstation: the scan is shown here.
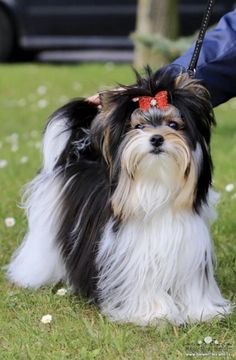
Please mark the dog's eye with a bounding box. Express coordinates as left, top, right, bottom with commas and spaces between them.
168, 121, 179, 130
134, 124, 145, 130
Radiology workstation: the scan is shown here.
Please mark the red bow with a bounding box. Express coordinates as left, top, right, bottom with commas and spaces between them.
138, 91, 168, 111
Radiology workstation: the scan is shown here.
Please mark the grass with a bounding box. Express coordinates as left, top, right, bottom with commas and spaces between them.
0, 63, 235, 359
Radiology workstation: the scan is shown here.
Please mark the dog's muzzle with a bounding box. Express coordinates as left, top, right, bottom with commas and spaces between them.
150, 134, 164, 154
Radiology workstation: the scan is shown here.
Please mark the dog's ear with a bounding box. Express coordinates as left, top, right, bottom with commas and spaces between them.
171, 73, 215, 212
99, 92, 114, 113
91, 90, 138, 169
174, 73, 210, 100
172, 73, 215, 145
99, 90, 128, 113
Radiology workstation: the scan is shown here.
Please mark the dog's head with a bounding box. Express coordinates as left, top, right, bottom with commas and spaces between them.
90, 66, 215, 218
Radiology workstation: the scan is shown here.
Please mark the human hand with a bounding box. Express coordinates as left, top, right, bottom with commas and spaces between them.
87, 93, 101, 106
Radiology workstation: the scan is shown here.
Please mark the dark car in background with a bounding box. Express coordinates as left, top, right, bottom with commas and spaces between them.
0, 0, 235, 61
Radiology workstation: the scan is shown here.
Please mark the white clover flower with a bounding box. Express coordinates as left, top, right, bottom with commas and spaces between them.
40, 314, 52, 324
204, 336, 213, 344
56, 288, 67, 296
7, 133, 19, 143
38, 99, 48, 109
0, 160, 8, 168
20, 156, 29, 164
11, 144, 19, 152
225, 183, 234, 192
37, 85, 47, 95
214, 340, 219, 345
5, 217, 16, 227
198, 340, 202, 345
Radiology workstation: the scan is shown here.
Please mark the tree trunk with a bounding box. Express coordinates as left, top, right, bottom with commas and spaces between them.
134, 0, 179, 69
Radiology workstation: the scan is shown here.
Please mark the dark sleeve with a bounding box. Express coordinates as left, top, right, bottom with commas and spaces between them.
173, 10, 236, 107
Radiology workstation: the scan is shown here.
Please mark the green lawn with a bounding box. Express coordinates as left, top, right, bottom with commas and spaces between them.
0, 64, 235, 360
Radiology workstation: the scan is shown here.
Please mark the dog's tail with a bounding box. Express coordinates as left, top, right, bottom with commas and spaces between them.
42, 98, 98, 172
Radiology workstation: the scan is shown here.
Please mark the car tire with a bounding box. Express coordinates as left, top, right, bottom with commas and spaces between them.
0, 9, 14, 61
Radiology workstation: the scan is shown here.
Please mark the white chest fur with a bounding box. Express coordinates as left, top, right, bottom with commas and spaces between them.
96, 204, 230, 325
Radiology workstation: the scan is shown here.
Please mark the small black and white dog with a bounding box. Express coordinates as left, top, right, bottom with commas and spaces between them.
8, 66, 231, 325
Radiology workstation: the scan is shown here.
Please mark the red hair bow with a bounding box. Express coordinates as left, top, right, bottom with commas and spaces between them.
138, 91, 168, 111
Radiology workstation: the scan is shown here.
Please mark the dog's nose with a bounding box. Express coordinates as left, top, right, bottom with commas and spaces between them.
150, 134, 164, 148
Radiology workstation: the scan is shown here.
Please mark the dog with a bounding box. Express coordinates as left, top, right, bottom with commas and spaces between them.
7, 66, 231, 325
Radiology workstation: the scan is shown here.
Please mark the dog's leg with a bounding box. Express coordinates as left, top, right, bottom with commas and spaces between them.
184, 193, 232, 322
7, 116, 70, 288
179, 262, 232, 323
97, 220, 186, 325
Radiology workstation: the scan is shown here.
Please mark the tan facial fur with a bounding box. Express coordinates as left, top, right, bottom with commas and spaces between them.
112, 105, 198, 220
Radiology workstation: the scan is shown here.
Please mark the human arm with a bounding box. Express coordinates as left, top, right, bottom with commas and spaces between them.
173, 10, 236, 107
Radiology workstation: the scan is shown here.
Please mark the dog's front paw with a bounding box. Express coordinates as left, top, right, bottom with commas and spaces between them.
184, 301, 232, 323
100, 296, 185, 326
